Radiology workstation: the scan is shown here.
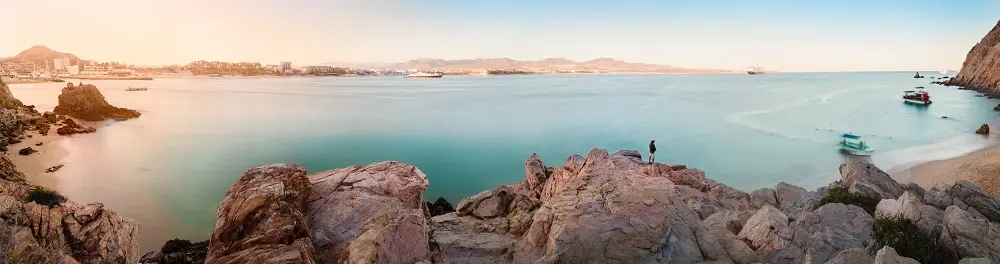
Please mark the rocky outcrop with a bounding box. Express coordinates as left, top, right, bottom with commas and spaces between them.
0, 78, 25, 110
53, 83, 141, 121
875, 246, 920, 264
938, 206, 1000, 260
946, 180, 1000, 222
193, 148, 1000, 264
0, 156, 141, 264
976, 124, 990, 135
139, 239, 208, 264
56, 118, 96, 135
426, 197, 455, 217
839, 161, 903, 200
306, 161, 432, 264
944, 21, 1000, 91
205, 164, 314, 264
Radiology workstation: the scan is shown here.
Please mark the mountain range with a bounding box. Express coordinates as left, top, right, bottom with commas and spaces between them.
4, 45, 80, 64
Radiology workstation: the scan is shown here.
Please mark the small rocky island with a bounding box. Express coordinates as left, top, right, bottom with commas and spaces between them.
53, 82, 141, 121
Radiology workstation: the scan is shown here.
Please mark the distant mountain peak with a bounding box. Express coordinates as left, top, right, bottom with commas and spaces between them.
9, 45, 79, 63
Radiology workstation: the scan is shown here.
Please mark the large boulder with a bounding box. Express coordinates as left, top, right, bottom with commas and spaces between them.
794, 203, 875, 264
703, 210, 758, 264
0, 79, 25, 110
306, 161, 431, 264
839, 162, 903, 200
737, 205, 798, 262
205, 164, 314, 264
5, 201, 140, 264
707, 184, 753, 211
938, 206, 1000, 260
52, 84, 140, 121
824, 248, 873, 264
875, 190, 944, 234
512, 148, 731, 263
946, 180, 1000, 222
776, 182, 808, 211
430, 213, 516, 264
139, 239, 208, 264
750, 188, 778, 209
874, 246, 920, 264
976, 124, 990, 135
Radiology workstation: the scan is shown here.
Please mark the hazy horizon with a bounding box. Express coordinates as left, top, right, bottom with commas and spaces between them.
2, 0, 997, 72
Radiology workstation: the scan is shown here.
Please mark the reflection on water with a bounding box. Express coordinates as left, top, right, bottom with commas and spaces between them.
6, 72, 998, 251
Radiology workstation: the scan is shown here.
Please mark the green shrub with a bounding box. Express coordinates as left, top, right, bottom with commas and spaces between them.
27, 186, 65, 208
818, 186, 879, 215
871, 214, 956, 264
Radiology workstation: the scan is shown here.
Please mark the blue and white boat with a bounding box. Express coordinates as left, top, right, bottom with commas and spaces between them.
840, 134, 874, 156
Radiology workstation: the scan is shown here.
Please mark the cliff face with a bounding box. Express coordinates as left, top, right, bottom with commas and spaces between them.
947, 20, 1000, 90
0, 79, 26, 110
194, 148, 1000, 264
53, 83, 140, 121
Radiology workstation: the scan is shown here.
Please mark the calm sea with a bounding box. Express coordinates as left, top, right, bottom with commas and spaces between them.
8, 72, 999, 250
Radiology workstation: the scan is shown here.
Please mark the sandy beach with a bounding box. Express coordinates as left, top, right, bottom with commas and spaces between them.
897, 142, 1000, 196
3, 127, 69, 183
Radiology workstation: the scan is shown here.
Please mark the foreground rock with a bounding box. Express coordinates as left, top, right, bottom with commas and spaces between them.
53, 83, 141, 121
140, 239, 208, 264
944, 20, 1000, 92
191, 148, 1000, 264
205, 164, 314, 264
306, 161, 432, 264
0, 156, 140, 263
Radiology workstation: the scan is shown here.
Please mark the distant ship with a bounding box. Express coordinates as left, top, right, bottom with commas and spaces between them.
405, 72, 443, 78
747, 66, 765, 75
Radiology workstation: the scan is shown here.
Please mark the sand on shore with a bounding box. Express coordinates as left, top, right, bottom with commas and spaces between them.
4, 127, 69, 181
1, 76, 58, 85
897, 143, 1000, 196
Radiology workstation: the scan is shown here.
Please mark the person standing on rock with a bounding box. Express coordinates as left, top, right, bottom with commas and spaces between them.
648, 140, 656, 164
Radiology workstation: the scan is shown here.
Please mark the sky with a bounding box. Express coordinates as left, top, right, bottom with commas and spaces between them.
1, 0, 998, 72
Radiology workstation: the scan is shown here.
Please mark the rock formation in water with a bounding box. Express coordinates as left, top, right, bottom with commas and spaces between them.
56, 118, 97, 135
945, 20, 1000, 91
140, 239, 208, 264
179, 148, 1000, 263
53, 83, 141, 121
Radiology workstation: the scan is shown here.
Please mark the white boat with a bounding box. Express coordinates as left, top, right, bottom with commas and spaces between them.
902, 90, 932, 105
939, 69, 949, 74
405, 72, 443, 78
840, 134, 874, 156
747, 65, 765, 75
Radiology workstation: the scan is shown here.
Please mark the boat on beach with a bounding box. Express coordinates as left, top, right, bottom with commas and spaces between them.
902, 90, 932, 105
840, 133, 874, 156
405, 72, 444, 78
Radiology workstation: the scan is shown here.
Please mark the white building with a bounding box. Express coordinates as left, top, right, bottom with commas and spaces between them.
53, 58, 70, 72
79, 65, 109, 76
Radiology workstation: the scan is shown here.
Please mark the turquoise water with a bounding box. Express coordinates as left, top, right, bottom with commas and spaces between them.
8, 72, 999, 250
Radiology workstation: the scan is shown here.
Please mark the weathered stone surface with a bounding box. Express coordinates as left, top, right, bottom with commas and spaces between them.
539, 155, 585, 202
430, 213, 515, 264
977, 124, 990, 135
944, 20, 1000, 91
946, 180, 1000, 222
923, 189, 954, 210
823, 248, 873, 264
839, 162, 903, 200
53, 83, 141, 121
140, 239, 208, 264
512, 148, 731, 264
56, 118, 96, 135
426, 196, 456, 217
0, 79, 25, 110
737, 205, 799, 262
959, 257, 993, 264
12, 201, 141, 264
704, 210, 758, 264
874, 246, 920, 264
306, 161, 430, 264
776, 182, 808, 211
793, 203, 874, 264
522, 153, 549, 197
750, 188, 778, 209
938, 206, 1000, 260
708, 184, 753, 211
875, 190, 944, 234
206, 164, 314, 264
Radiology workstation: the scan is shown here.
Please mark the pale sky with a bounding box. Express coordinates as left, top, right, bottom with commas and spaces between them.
1, 0, 997, 72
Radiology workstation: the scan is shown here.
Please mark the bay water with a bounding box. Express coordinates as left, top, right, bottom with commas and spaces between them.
8, 72, 998, 250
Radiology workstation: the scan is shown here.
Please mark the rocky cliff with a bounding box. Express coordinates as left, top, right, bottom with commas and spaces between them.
53, 83, 141, 121
945, 20, 1000, 91
186, 148, 1000, 264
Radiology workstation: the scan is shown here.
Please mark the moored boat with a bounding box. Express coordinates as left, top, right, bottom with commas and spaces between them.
125, 86, 148, 91
902, 90, 932, 105
839, 133, 874, 156
746, 65, 765, 75
405, 72, 444, 78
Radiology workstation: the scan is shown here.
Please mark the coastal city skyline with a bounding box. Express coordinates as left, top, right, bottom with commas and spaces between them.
2, 0, 998, 72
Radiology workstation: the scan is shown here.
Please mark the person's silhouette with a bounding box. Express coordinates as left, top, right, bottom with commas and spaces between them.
648, 140, 656, 164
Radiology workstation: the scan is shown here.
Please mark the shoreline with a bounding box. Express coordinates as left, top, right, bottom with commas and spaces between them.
894, 141, 1000, 196
3, 127, 69, 182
